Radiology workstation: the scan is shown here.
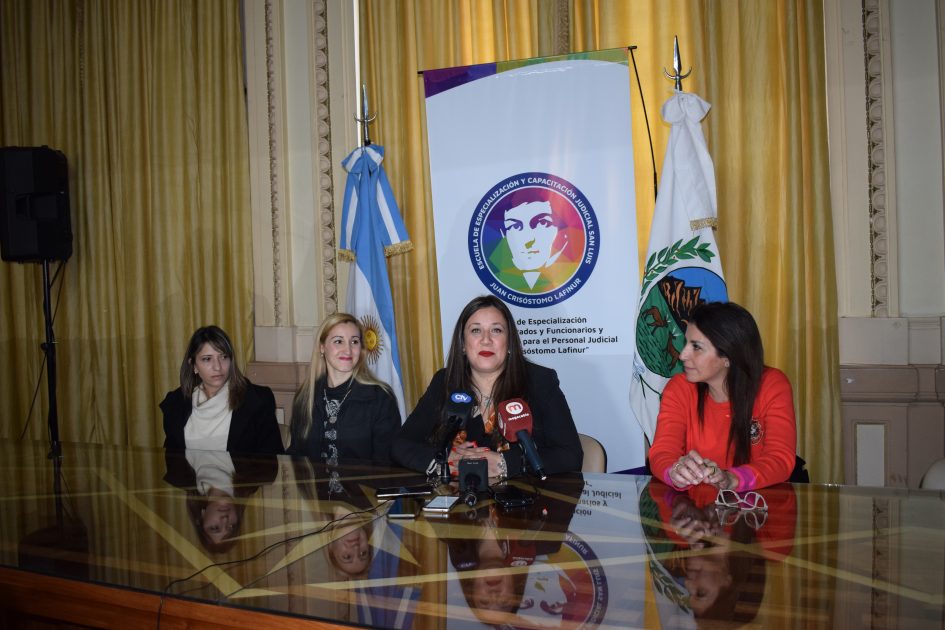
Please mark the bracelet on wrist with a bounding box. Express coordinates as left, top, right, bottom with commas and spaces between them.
496, 454, 508, 480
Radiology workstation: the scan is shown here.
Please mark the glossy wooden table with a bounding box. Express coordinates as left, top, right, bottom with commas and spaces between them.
0, 441, 944, 629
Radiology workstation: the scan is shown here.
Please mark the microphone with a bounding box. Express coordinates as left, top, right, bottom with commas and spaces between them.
459, 457, 488, 507
434, 391, 475, 483
435, 391, 475, 452
498, 398, 547, 481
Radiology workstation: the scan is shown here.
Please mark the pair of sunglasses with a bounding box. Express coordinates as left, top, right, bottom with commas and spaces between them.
714, 504, 769, 530
715, 488, 768, 512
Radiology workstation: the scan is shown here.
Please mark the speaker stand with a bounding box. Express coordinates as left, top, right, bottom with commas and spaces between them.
41, 259, 61, 459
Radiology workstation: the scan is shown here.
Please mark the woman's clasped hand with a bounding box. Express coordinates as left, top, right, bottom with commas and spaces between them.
669, 450, 738, 490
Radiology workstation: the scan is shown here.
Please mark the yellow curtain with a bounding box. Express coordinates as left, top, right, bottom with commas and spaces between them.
572, 0, 841, 483
359, 0, 563, 409
362, 0, 841, 482
0, 0, 253, 447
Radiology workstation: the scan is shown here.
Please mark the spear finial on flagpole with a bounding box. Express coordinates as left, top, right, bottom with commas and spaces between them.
354, 83, 377, 146
663, 36, 692, 92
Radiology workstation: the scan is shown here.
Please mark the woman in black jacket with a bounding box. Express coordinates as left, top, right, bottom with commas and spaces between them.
392, 295, 582, 479
161, 325, 283, 456
288, 313, 401, 464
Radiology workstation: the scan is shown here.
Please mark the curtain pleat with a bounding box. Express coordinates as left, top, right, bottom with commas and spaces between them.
359, 0, 554, 410
0, 0, 253, 447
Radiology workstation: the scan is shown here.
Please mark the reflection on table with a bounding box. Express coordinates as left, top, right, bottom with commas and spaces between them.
1, 440, 945, 629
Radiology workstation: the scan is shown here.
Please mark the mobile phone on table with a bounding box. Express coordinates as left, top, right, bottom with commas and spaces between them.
376, 484, 434, 499
491, 485, 534, 509
423, 495, 459, 513
387, 496, 424, 519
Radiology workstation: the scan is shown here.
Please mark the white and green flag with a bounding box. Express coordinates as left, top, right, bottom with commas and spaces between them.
631, 91, 728, 443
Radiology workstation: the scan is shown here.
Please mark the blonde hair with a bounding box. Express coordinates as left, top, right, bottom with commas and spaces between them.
290, 313, 393, 444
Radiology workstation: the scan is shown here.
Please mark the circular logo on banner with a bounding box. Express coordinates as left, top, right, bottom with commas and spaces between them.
468, 172, 599, 308
512, 531, 608, 629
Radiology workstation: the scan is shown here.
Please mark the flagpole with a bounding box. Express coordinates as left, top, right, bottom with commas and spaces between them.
662, 36, 692, 93
354, 83, 376, 147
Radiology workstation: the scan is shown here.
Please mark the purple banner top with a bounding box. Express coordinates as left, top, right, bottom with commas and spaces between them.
422, 62, 497, 99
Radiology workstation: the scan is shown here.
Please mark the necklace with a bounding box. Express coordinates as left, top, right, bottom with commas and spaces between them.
322, 378, 354, 466
323, 378, 355, 426
472, 385, 496, 433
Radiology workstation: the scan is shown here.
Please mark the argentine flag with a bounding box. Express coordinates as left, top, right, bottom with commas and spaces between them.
340, 145, 412, 421
631, 91, 727, 443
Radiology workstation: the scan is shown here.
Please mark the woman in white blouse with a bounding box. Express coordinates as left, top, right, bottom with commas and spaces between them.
160, 325, 283, 455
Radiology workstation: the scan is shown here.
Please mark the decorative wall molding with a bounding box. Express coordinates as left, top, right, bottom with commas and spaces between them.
312, 0, 338, 316
863, 0, 893, 317
264, 0, 285, 326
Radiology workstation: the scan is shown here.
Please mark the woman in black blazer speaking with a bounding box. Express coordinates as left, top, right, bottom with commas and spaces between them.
392, 295, 582, 479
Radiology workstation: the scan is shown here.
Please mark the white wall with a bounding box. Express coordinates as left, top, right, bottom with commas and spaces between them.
828, 0, 945, 367
889, 0, 945, 317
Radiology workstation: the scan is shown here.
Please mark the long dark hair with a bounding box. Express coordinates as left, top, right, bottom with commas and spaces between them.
435, 295, 528, 437
688, 302, 764, 466
179, 325, 248, 409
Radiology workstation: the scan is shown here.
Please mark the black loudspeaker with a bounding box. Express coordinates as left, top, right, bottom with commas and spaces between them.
0, 146, 73, 262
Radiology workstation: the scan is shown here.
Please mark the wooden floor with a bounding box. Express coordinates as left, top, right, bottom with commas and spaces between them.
0, 441, 944, 629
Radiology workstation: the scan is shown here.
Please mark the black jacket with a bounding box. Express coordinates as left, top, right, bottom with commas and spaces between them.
162, 449, 279, 494
287, 379, 401, 465
392, 362, 583, 477
160, 382, 284, 456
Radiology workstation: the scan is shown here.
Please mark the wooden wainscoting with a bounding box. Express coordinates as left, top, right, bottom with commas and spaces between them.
246, 361, 308, 430
841, 365, 945, 487
0, 567, 350, 630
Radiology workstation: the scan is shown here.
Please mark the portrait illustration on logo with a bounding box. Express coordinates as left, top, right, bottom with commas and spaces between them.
469, 172, 598, 308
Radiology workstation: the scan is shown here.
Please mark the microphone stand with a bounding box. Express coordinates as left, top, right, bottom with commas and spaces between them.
432, 416, 466, 486
435, 444, 451, 485
41, 259, 62, 460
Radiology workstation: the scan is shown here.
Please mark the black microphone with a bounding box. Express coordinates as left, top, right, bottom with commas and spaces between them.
435, 391, 475, 483
435, 391, 475, 452
459, 458, 488, 507
498, 398, 547, 481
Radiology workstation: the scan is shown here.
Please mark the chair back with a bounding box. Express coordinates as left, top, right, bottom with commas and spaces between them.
921, 459, 945, 490
790, 455, 810, 483
578, 433, 607, 473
